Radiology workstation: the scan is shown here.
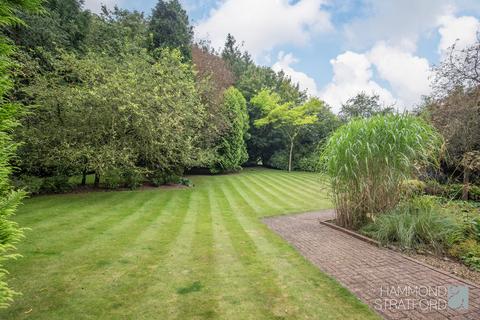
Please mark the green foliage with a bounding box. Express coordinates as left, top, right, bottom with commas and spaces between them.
0, 0, 41, 308
103, 169, 123, 190
321, 114, 443, 228
449, 239, 480, 271
148, 0, 193, 59
17, 48, 205, 182
41, 176, 73, 193
221, 34, 309, 166
362, 197, 459, 251
424, 181, 480, 201
253, 90, 322, 172
339, 92, 394, 122
401, 179, 427, 196
179, 177, 193, 187
122, 168, 144, 190
211, 87, 249, 173
12, 175, 43, 195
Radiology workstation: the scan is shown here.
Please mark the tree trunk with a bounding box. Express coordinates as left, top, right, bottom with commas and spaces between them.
81, 170, 87, 186
463, 167, 470, 200
288, 139, 294, 172
94, 173, 100, 188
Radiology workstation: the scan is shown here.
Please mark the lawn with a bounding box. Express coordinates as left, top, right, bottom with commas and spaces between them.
1, 168, 378, 319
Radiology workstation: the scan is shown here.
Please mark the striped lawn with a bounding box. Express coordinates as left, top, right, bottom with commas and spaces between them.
0, 168, 378, 319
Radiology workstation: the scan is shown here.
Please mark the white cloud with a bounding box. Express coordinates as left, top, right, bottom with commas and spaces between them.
437, 15, 480, 54
272, 52, 319, 96
321, 43, 433, 112
320, 51, 395, 112
368, 42, 432, 106
195, 0, 332, 58
83, 0, 123, 13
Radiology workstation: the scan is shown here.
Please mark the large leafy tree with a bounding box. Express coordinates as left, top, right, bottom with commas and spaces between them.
0, 0, 42, 308
148, 0, 193, 59
253, 90, 321, 172
17, 49, 205, 183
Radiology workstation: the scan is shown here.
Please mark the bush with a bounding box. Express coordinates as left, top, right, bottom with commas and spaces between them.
12, 175, 43, 195
297, 152, 321, 172
41, 175, 73, 193
268, 150, 289, 171
321, 114, 443, 229
424, 181, 480, 201
179, 177, 193, 187
401, 179, 426, 196
449, 239, 480, 271
149, 171, 166, 187
123, 168, 144, 190
147, 170, 184, 186
470, 185, 480, 201
103, 169, 123, 190
361, 197, 459, 251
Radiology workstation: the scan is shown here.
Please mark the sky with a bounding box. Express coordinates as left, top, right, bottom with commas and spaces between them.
84, 0, 480, 112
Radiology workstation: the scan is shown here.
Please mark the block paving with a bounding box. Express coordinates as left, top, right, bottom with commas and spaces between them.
264, 210, 480, 319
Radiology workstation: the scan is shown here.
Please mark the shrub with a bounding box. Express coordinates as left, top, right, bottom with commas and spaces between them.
103, 169, 123, 190
449, 239, 480, 271
179, 177, 193, 187
321, 114, 442, 229
297, 152, 321, 172
149, 171, 166, 187
123, 168, 144, 190
41, 176, 73, 193
470, 185, 480, 201
268, 150, 289, 171
361, 197, 459, 251
401, 179, 426, 196
12, 175, 43, 195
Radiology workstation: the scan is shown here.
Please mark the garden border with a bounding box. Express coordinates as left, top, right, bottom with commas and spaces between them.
320, 219, 480, 289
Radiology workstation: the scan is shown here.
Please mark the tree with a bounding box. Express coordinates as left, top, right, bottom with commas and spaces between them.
17, 49, 206, 184
433, 33, 480, 96
252, 90, 320, 172
148, 0, 193, 59
339, 92, 394, 121
211, 87, 249, 173
428, 36, 480, 199
0, 0, 42, 308
8, 0, 90, 53
191, 44, 235, 165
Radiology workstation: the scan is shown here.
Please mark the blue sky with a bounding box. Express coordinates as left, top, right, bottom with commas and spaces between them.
84, 0, 480, 112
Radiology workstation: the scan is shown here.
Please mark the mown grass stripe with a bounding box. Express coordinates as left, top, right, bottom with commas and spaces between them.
239, 174, 292, 209
17, 192, 179, 318
255, 171, 321, 199
176, 183, 218, 320
121, 190, 200, 319
205, 179, 266, 319
217, 179, 292, 319
255, 171, 319, 199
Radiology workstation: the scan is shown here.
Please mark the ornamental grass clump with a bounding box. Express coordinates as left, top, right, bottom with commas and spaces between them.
321, 114, 442, 229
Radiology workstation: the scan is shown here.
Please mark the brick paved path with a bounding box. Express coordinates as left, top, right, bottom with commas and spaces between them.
264, 210, 480, 320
